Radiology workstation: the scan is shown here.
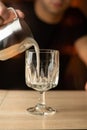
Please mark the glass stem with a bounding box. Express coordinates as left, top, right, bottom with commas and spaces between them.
39, 91, 46, 106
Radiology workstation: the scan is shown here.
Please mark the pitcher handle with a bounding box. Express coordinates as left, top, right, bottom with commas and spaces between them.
2, 7, 18, 25
8, 7, 18, 20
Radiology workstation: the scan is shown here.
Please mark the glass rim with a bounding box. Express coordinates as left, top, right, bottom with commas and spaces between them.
26, 49, 59, 53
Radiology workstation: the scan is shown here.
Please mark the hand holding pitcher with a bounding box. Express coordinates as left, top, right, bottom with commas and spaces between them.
0, 3, 39, 60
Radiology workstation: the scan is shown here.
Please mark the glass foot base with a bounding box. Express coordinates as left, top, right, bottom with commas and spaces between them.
27, 103, 56, 116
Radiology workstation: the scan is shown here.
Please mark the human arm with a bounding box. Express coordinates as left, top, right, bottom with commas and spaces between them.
74, 36, 87, 91
75, 35, 87, 66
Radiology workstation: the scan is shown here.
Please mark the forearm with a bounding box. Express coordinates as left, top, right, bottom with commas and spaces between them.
75, 35, 87, 66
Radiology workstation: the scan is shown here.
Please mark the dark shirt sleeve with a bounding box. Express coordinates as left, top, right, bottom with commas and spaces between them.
62, 7, 87, 45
